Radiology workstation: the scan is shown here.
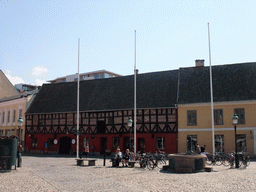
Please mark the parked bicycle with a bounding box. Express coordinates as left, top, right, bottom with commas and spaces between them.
205, 152, 223, 166
238, 152, 250, 168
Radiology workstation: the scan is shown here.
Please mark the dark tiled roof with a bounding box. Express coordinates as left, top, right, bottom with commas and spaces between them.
26, 70, 178, 114
178, 62, 256, 104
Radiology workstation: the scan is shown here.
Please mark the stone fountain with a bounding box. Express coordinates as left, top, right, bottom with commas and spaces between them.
167, 136, 207, 173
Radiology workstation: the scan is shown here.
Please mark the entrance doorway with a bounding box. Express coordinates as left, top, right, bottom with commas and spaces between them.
59, 137, 71, 154
100, 137, 107, 154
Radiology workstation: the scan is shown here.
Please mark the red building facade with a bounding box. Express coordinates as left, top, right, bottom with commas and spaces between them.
25, 70, 179, 154
25, 108, 177, 154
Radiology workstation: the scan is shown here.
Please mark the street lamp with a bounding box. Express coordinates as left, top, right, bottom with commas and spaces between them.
232, 114, 239, 168
17, 116, 23, 167
127, 117, 133, 151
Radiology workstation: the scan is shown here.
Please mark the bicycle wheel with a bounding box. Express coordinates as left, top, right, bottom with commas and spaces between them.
148, 159, 155, 170
245, 155, 250, 167
215, 157, 222, 166
222, 157, 230, 167
206, 155, 213, 165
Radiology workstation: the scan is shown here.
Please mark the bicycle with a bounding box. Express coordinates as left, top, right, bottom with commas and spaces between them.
238, 152, 250, 167
205, 152, 223, 166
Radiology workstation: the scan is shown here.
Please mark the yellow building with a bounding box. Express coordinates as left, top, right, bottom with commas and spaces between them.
177, 61, 256, 155
0, 91, 37, 147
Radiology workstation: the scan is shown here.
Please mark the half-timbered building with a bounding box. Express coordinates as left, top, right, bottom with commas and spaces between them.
25, 70, 178, 154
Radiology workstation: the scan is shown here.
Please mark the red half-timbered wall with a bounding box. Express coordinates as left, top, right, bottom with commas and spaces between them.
25, 108, 178, 154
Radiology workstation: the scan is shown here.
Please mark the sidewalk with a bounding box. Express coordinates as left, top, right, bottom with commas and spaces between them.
1, 156, 255, 192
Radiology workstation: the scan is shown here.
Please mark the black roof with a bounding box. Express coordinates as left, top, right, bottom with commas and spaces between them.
178, 62, 256, 104
26, 62, 256, 114
26, 70, 178, 114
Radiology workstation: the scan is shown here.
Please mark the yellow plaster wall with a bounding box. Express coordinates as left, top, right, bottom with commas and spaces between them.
178, 102, 256, 154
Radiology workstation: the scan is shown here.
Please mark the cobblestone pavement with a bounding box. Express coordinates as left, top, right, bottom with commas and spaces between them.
0, 155, 255, 192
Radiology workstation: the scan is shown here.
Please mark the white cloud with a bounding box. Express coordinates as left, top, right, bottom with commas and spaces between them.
5, 72, 25, 85
32, 66, 49, 77
35, 79, 48, 86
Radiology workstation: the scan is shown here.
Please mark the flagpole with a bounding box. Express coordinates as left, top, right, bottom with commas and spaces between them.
208, 23, 215, 155
77, 38, 80, 159
134, 30, 137, 155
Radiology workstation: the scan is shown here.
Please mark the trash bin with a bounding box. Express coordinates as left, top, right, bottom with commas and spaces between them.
0, 138, 17, 170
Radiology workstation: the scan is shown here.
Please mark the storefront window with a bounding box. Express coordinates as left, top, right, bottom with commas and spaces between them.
236, 134, 246, 152
32, 138, 37, 148
112, 137, 120, 149
215, 135, 224, 153
156, 137, 165, 150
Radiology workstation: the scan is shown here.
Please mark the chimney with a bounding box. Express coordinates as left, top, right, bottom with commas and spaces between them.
136, 69, 139, 74
195, 59, 204, 67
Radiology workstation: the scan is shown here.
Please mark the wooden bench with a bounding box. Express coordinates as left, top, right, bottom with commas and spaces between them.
76, 159, 97, 166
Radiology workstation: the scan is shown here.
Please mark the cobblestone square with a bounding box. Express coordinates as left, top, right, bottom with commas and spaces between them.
0, 155, 255, 192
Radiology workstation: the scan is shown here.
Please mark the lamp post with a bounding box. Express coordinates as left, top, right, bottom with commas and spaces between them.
17, 116, 23, 167
127, 117, 133, 152
232, 114, 239, 168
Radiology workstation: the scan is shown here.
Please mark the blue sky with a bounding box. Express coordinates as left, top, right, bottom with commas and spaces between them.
1, 0, 256, 85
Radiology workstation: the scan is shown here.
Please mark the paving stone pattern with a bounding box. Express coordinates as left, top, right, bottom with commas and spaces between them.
0, 156, 256, 192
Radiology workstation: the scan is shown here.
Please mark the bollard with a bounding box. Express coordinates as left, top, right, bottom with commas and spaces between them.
103, 153, 106, 166
17, 152, 22, 167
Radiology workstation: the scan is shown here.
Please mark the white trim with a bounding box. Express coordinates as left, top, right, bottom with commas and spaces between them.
179, 127, 256, 132
254, 130, 256, 155
178, 100, 256, 107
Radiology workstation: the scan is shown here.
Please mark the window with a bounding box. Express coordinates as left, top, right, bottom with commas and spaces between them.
214, 109, 223, 125
234, 108, 245, 124
236, 134, 246, 152
32, 138, 37, 148
7, 111, 10, 123
2, 112, 5, 123
138, 138, 145, 153
93, 74, 99, 79
100, 73, 104, 78
0, 130, 3, 136
112, 137, 120, 149
18, 109, 22, 118
156, 137, 165, 150
187, 110, 197, 126
13, 110, 16, 122
187, 135, 197, 151
48, 138, 54, 149
74, 78, 78, 81
83, 137, 89, 147
215, 135, 224, 153
105, 73, 110, 78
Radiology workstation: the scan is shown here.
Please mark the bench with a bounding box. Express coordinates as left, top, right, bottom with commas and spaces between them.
76, 158, 97, 166
128, 161, 137, 167
110, 158, 121, 167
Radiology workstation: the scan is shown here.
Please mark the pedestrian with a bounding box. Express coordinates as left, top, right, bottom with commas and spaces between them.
122, 149, 131, 167
201, 145, 206, 153
92, 144, 95, 155
84, 143, 89, 158
195, 143, 201, 154
113, 147, 122, 167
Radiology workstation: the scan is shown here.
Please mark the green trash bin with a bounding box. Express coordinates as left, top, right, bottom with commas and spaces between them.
0, 138, 17, 170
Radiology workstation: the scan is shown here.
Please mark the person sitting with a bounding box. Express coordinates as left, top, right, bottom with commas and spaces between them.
122, 149, 131, 167
113, 148, 122, 167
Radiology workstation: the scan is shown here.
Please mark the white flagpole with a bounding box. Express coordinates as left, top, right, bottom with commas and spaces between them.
77, 38, 80, 159
208, 23, 215, 155
134, 30, 137, 155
